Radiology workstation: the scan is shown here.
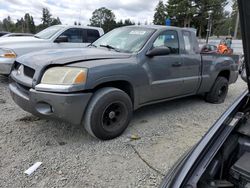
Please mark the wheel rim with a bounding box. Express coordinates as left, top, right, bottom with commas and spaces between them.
101, 102, 127, 132
218, 85, 227, 98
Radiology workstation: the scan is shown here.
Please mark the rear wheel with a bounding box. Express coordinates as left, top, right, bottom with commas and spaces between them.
205, 76, 229, 104
84, 87, 133, 140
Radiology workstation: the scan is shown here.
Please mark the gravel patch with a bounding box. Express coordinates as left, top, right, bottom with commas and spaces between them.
0, 75, 247, 187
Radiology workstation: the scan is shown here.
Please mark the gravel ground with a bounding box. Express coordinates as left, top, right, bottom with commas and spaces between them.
0, 76, 247, 188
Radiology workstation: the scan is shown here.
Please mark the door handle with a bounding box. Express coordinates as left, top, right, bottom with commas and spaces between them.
172, 62, 182, 67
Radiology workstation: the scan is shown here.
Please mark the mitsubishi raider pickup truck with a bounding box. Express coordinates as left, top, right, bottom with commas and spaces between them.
9, 25, 239, 140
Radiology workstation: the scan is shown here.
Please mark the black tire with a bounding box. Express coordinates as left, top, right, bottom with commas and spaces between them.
205, 76, 229, 104
84, 87, 133, 140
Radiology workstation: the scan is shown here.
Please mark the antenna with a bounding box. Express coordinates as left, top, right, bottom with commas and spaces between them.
78, 9, 82, 25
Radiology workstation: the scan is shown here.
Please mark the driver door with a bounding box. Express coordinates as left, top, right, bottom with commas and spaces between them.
145, 30, 184, 101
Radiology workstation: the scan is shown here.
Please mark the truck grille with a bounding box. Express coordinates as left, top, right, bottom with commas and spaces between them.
13, 61, 35, 78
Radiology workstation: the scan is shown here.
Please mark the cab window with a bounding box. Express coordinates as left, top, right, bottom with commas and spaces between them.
86, 29, 100, 43
153, 30, 179, 54
182, 31, 195, 54
60, 28, 83, 43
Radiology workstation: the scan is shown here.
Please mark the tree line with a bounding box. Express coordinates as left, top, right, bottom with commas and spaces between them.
0, 8, 61, 34
153, 0, 240, 38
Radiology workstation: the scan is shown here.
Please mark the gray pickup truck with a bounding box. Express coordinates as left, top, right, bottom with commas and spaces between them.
9, 25, 239, 140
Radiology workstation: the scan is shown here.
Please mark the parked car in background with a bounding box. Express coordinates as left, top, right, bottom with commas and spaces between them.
2, 33, 34, 37
200, 44, 218, 54
0, 31, 10, 37
160, 0, 250, 187
9, 25, 239, 140
0, 25, 104, 75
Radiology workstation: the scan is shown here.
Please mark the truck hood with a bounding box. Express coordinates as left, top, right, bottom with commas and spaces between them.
16, 47, 132, 69
0, 36, 47, 47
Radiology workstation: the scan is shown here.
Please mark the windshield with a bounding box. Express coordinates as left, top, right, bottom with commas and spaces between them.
93, 27, 155, 53
35, 25, 63, 39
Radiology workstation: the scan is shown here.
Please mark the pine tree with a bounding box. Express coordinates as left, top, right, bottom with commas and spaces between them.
193, 0, 228, 37
41, 8, 52, 27
231, 0, 240, 38
30, 16, 36, 33
153, 0, 167, 25
2, 16, 15, 32
166, 0, 196, 27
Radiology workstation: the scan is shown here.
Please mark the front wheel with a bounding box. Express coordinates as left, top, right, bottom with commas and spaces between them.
205, 77, 229, 104
83, 87, 133, 140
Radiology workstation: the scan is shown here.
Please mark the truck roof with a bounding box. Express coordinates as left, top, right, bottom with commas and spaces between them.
124, 25, 193, 32
51, 25, 104, 33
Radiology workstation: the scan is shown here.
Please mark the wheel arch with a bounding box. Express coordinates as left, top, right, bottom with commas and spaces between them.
91, 80, 135, 106
217, 69, 230, 81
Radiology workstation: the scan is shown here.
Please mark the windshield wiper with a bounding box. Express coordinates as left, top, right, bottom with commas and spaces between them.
100, 44, 120, 52
34, 35, 40, 39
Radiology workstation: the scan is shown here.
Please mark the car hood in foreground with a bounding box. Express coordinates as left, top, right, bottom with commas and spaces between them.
16, 47, 132, 69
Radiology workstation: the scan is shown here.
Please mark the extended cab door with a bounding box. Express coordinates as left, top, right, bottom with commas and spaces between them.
180, 30, 201, 94
145, 30, 185, 101
83, 29, 101, 45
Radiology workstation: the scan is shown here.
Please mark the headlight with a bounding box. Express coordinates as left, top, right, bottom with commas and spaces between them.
41, 67, 87, 85
0, 48, 17, 58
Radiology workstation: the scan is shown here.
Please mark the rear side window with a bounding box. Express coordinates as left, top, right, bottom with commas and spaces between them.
60, 28, 83, 43
153, 30, 179, 54
182, 31, 195, 54
86, 29, 100, 43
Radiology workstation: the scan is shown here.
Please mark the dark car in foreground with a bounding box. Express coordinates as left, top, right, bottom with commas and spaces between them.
9, 25, 239, 140
160, 0, 250, 187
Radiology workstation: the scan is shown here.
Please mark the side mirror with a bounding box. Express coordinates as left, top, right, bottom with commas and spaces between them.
146, 47, 171, 57
55, 35, 68, 43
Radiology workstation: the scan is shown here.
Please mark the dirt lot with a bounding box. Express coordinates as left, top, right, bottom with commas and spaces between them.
0, 76, 247, 188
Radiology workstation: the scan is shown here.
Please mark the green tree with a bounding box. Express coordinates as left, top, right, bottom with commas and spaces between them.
193, 0, 228, 38
41, 8, 52, 28
166, 0, 196, 27
23, 13, 36, 33
116, 20, 124, 27
153, 0, 167, 25
15, 18, 25, 32
231, 0, 241, 38
124, 19, 134, 26
30, 16, 36, 33
2, 16, 15, 32
51, 17, 61, 25
213, 11, 231, 37
89, 7, 116, 32
0, 21, 3, 31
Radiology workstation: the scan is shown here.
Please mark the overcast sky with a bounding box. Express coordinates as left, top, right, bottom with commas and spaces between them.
0, 0, 232, 26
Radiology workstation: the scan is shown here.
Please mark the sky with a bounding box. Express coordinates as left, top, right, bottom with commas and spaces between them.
0, 0, 233, 26
0, 0, 160, 25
